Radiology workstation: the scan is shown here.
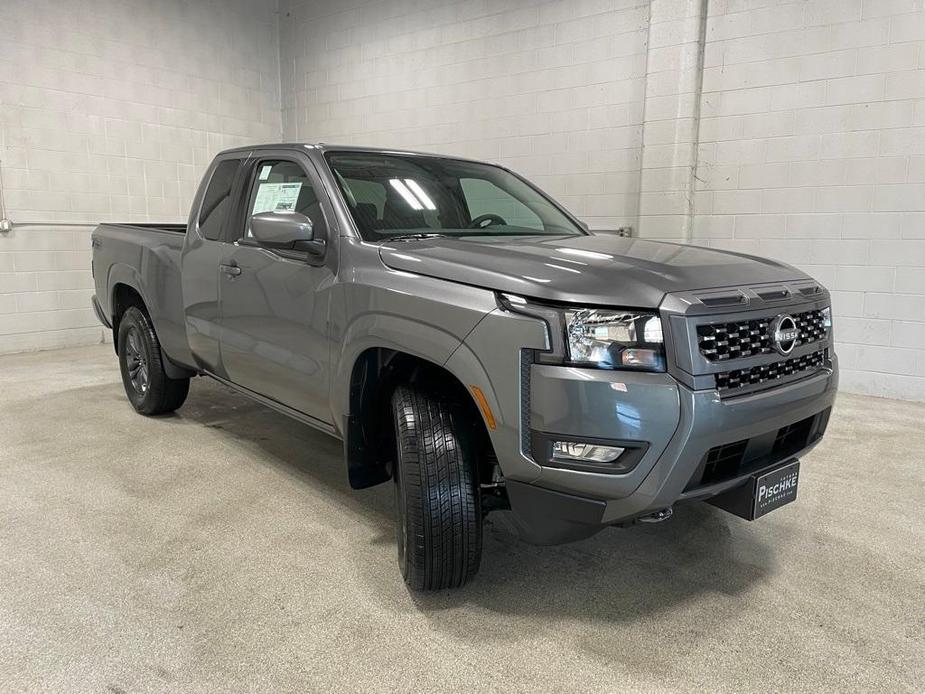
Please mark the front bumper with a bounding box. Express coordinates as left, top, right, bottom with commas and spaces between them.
505, 357, 837, 544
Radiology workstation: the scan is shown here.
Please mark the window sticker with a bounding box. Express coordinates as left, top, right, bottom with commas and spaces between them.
258, 164, 273, 181
252, 182, 302, 214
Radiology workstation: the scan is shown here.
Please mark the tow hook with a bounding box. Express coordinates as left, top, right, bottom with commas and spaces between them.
638, 507, 673, 524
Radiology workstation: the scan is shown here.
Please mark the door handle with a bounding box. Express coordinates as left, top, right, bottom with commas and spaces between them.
220, 262, 242, 277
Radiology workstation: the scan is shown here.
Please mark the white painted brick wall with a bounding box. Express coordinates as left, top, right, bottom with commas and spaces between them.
692, 0, 925, 401
2, 0, 924, 401
0, 0, 281, 353
278, 0, 650, 231
637, 0, 706, 240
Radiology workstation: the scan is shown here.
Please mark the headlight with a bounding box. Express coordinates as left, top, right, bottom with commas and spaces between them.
564, 309, 665, 371
821, 306, 832, 329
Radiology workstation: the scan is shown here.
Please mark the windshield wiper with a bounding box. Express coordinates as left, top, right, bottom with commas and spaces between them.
385, 233, 448, 242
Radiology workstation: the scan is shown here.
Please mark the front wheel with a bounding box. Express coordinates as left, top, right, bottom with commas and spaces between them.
391, 385, 482, 590
117, 306, 190, 415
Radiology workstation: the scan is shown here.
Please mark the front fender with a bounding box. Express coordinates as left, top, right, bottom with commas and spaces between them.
446, 308, 549, 484
329, 270, 499, 429
332, 313, 475, 434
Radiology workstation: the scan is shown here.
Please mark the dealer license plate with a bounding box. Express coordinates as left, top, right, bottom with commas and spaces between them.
708, 460, 800, 520
752, 460, 800, 519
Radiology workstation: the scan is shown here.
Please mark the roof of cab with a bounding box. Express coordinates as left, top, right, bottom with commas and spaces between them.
215, 142, 489, 165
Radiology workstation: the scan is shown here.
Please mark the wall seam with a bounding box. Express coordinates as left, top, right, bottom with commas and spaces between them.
633, 0, 654, 237
684, 0, 710, 244
275, 0, 286, 140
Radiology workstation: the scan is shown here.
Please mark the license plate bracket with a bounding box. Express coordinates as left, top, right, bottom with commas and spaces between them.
708, 460, 800, 520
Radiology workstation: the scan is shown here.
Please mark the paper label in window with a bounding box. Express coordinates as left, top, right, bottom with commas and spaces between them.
252, 182, 302, 214
258, 165, 273, 181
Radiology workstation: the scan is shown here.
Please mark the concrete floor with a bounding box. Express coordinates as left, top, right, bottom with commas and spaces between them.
0, 344, 922, 693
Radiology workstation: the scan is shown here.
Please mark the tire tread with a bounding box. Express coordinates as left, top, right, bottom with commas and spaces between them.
392, 385, 481, 590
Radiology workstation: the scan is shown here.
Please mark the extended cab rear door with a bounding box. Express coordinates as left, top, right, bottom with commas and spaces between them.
216, 150, 337, 425
181, 152, 250, 376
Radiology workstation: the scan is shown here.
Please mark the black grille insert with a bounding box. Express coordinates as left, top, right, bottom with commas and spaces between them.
773, 416, 815, 456
795, 308, 827, 344
686, 409, 831, 491
697, 308, 827, 361
701, 440, 748, 485
715, 349, 826, 392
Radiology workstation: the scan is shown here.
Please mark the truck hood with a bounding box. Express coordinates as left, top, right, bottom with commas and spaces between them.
379, 233, 809, 307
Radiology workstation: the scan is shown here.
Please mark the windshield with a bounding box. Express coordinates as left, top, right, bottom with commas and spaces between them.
325, 151, 585, 241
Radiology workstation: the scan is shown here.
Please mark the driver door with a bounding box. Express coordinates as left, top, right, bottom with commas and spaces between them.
217, 154, 336, 425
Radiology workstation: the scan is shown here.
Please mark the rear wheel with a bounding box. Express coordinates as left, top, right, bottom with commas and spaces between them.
391, 385, 482, 591
117, 306, 189, 415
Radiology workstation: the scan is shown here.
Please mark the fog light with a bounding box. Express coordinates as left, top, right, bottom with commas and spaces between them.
552, 441, 625, 464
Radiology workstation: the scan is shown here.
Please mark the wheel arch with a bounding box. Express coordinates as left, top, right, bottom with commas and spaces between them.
109, 275, 148, 353
109, 276, 194, 380
343, 346, 497, 490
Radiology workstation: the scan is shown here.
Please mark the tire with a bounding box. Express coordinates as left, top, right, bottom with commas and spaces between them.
117, 306, 190, 415
391, 384, 482, 591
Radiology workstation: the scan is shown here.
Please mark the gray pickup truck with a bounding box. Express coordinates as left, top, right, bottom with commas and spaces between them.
91, 143, 838, 590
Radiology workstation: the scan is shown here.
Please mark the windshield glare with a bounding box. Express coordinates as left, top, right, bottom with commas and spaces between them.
325, 152, 584, 241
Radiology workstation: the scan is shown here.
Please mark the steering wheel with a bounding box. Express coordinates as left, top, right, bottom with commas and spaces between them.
467, 213, 507, 229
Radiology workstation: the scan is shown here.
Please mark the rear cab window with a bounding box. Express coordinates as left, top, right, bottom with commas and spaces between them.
198, 159, 241, 241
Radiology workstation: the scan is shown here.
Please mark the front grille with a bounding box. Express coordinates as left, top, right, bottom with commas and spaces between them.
697, 308, 827, 361
795, 308, 827, 344
715, 349, 826, 392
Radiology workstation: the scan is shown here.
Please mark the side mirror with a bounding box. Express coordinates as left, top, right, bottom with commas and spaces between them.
249, 211, 325, 256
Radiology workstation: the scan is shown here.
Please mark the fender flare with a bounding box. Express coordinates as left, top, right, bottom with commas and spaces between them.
331, 313, 469, 428
107, 263, 151, 316
333, 312, 507, 489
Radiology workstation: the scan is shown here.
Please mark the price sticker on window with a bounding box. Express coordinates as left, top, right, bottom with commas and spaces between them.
252, 182, 302, 214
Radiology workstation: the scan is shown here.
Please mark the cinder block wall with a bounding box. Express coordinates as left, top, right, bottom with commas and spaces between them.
1, 0, 923, 401
0, 0, 281, 352
278, 0, 650, 230
691, 0, 925, 401
280, 0, 925, 401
